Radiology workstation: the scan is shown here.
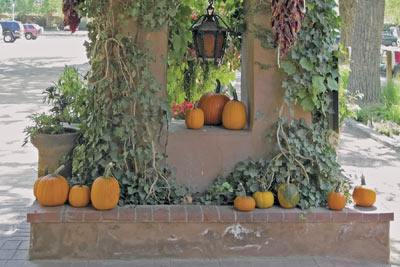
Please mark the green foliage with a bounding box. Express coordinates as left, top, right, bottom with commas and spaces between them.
197, 119, 343, 209
385, 0, 400, 24
45, 66, 88, 124
73, 0, 194, 205
382, 79, 400, 108
279, 0, 340, 115
357, 79, 400, 135
23, 66, 85, 146
23, 113, 66, 146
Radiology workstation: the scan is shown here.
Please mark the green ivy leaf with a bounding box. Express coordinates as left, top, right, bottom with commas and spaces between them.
280, 61, 297, 75
299, 57, 313, 71
312, 76, 326, 93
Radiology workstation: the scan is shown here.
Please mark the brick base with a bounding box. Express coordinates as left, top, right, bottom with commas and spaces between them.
27, 202, 394, 262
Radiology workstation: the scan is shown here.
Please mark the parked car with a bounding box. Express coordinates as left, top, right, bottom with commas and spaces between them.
23, 24, 40, 40
0, 21, 24, 43
382, 32, 399, 47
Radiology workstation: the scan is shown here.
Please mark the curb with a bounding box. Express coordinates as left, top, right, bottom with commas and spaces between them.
344, 118, 400, 152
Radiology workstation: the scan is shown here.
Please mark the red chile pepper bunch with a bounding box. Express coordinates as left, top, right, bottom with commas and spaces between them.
62, 0, 85, 33
270, 0, 306, 55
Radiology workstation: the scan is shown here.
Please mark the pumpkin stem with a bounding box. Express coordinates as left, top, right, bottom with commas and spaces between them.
215, 79, 221, 94
51, 165, 65, 176
238, 182, 247, 197
104, 162, 115, 178
361, 175, 366, 186
44, 167, 49, 176
232, 88, 238, 101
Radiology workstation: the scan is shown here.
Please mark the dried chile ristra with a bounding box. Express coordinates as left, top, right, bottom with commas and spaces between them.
270, 0, 305, 55
62, 0, 84, 33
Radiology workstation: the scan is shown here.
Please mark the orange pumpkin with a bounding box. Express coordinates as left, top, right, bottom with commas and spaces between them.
327, 192, 346, 211
91, 162, 120, 210
352, 176, 376, 207
68, 185, 90, 208
185, 108, 204, 130
197, 80, 230, 125
222, 89, 247, 130
234, 183, 256, 212
36, 165, 69, 206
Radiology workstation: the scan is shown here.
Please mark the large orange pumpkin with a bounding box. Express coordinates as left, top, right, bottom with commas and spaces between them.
352, 176, 376, 207
91, 162, 120, 210
185, 108, 204, 130
222, 89, 247, 130
36, 165, 69, 206
68, 185, 90, 208
197, 80, 230, 125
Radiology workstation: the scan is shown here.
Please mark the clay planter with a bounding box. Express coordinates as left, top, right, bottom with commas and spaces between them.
30, 128, 78, 178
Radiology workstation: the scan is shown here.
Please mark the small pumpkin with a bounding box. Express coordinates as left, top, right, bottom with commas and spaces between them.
327, 180, 347, 211
352, 175, 376, 207
222, 88, 247, 130
197, 79, 230, 125
69, 184, 90, 208
91, 162, 120, 210
253, 191, 274, 209
36, 165, 69, 207
327, 192, 346, 211
234, 183, 256, 212
185, 108, 204, 130
277, 183, 300, 209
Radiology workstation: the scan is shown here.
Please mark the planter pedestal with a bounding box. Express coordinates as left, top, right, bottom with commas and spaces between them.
30, 129, 78, 178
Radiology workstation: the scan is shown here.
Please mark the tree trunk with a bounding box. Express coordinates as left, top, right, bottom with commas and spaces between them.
339, 0, 358, 49
348, 0, 385, 105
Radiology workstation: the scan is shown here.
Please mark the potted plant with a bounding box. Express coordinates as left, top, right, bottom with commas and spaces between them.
23, 66, 87, 178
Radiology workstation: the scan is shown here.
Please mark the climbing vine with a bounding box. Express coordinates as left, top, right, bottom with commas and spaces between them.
72, 0, 191, 205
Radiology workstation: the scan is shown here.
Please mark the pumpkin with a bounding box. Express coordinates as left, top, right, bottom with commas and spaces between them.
185, 108, 204, 130
36, 165, 69, 207
33, 168, 48, 198
253, 191, 274, 209
352, 175, 376, 207
222, 89, 247, 130
234, 183, 256, 212
277, 183, 300, 209
197, 79, 230, 125
91, 162, 120, 210
327, 192, 346, 211
68, 185, 90, 208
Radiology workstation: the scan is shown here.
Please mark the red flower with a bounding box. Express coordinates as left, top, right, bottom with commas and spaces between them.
190, 14, 197, 20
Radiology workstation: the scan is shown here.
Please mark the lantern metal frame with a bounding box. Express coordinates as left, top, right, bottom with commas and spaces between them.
190, 0, 231, 65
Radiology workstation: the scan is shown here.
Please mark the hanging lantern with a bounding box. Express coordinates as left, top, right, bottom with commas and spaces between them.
190, 0, 230, 65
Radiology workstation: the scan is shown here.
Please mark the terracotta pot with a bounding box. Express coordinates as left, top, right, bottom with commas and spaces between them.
30, 128, 79, 178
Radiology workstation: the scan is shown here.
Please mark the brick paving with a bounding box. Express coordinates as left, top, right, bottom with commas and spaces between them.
1, 36, 399, 267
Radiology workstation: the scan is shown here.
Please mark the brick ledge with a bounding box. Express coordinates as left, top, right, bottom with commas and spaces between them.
27, 201, 394, 224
